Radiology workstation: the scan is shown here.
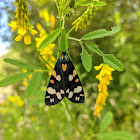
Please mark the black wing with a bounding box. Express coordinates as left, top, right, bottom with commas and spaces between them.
65, 57, 85, 103
45, 58, 65, 105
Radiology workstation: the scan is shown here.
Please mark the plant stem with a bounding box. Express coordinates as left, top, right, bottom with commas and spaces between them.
63, 98, 85, 140
31, 41, 53, 69
54, 0, 59, 13
67, 36, 80, 42
62, 18, 65, 29
87, 134, 97, 140
86, 116, 97, 136
67, 24, 77, 35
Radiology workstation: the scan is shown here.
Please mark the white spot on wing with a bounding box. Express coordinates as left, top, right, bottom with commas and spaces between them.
66, 89, 69, 93
74, 86, 82, 93
68, 91, 73, 98
52, 70, 55, 76
68, 75, 73, 81
47, 87, 56, 94
75, 96, 80, 101
60, 89, 65, 94
45, 96, 50, 99
56, 75, 61, 81
50, 98, 52, 103
56, 92, 62, 100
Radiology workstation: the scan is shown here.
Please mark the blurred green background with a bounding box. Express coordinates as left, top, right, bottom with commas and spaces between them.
0, 0, 140, 140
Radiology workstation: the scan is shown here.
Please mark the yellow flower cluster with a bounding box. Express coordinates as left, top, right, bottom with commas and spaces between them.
72, 6, 94, 31
22, 69, 33, 86
93, 64, 115, 117
35, 23, 56, 76
1, 109, 7, 115
9, 95, 24, 107
39, 9, 55, 29
8, 0, 38, 44
0, 95, 24, 115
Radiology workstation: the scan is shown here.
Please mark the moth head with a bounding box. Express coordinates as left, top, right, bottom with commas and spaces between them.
62, 51, 66, 54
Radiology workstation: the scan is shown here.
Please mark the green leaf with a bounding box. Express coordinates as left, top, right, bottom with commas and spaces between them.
25, 71, 41, 99
28, 98, 44, 105
103, 54, 124, 71
100, 111, 113, 132
36, 90, 46, 96
81, 47, 92, 72
103, 136, 115, 140
77, 1, 90, 6
38, 28, 62, 50
60, 29, 69, 52
86, 42, 104, 56
86, 43, 124, 71
97, 131, 134, 140
81, 26, 121, 40
109, 131, 134, 140
97, 133, 115, 140
4, 58, 38, 70
93, 1, 106, 7
0, 72, 32, 87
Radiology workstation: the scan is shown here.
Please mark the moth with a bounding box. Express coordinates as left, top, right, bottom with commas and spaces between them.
45, 51, 84, 105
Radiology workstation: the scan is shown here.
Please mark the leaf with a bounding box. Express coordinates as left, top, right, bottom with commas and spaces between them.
28, 98, 44, 105
81, 26, 121, 40
97, 131, 134, 140
25, 71, 41, 99
36, 90, 46, 96
77, 1, 90, 6
86, 43, 124, 71
81, 47, 92, 72
97, 133, 115, 140
0, 72, 32, 87
103, 136, 115, 140
4, 58, 38, 70
100, 111, 113, 132
93, 1, 106, 7
103, 54, 124, 71
86, 42, 104, 56
109, 131, 134, 140
59, 29, 68, 52
38, 28, 62, 50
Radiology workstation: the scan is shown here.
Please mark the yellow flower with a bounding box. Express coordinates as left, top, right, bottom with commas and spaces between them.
36, 23, 42, 31
30, 116, 35, 122
18, 27, 27, 35
15, 34, 23, 41
72, 6, 94, 31
24, 34, 31, 44
8, 21, 18, 31
40, 44, 56, 76
93, 64, 115, 117
15, 96, 24, 107
50, 15, 55, 29
22, 73, 32, 86
17, 100, 24, 107
39, 9, 50, 22
9, 96, 16, 103
8, 0, 38, 44
1, 109, 7, 114
35, 24, 56, 76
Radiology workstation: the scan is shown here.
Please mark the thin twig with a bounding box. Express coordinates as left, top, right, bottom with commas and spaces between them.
31, 41, 53, 69
67, 36, 81, 42
86, 117, 97, 136
63, 98, 85, 140
67, 24, 77, 36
